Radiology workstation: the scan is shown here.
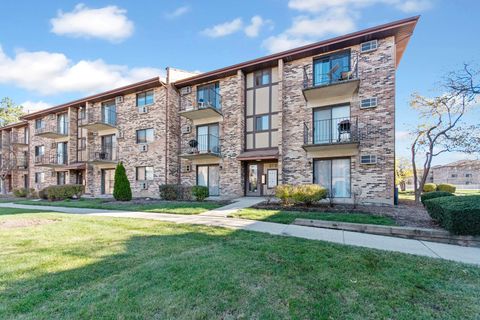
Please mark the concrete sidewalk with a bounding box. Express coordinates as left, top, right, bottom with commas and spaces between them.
1, 202, 479, 266
199, 197, 266, 217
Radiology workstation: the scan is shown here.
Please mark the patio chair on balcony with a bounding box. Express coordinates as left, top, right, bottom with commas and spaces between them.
338, 120, 351, 142
340, 59, 358, 81
188, 139, 199, 154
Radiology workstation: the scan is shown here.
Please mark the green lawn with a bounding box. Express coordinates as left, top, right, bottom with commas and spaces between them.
0, 208, 479, 319
399, 189, 480, 201
14, 198, 222, 214
231, 208, 397, 225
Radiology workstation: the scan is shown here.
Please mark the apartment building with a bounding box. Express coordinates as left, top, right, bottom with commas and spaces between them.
428, 160, 480, 189
0, 121, 29, 193
0, 16, 418, 205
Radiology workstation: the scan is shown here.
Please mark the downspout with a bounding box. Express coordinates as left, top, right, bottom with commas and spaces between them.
162, 73, 169, 185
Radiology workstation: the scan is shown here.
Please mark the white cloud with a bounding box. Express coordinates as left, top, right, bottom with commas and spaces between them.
394, 0, 432, 13
21, 101, 53, 113
0, 46, 163, 95
50, 4, 134, 42
244, 16, 273, 38
262, 35, 311, 53
201, 18, 243, 38
287, 0, 432, 13
165, 5, 191, 19
286, 8, 356, 38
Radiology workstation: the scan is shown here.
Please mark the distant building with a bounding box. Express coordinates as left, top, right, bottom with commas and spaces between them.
429, 160, 480, 189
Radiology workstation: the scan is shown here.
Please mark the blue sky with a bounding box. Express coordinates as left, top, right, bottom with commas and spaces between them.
0, 0, 479, 164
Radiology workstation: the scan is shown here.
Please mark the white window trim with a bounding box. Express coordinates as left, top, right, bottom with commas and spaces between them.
360, 97, 378, 109
360, 40, 378, 53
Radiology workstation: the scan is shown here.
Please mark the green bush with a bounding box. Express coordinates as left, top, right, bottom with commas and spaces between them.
40, 184, 84, 201
423, 183, 437, 193
437, 183, 456, 193
424, 195, 480, 235
192, 186, 209, 201
291, 184, 328, 205
13, 188, 28, 197
159, 184, 179, 200
420, 191, 454, 205
276, 185, 294, 205
113, 162, 132, 201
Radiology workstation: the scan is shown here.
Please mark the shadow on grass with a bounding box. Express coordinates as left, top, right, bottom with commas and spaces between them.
1, 221, 479, 319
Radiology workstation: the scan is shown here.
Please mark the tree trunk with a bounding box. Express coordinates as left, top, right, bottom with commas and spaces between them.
400, 181, 406, 192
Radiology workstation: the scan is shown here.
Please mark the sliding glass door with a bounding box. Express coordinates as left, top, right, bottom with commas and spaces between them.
313, 105, 350, 144
313, 158, 351, 197
197, 165, 219, 196
313, 52, 350, 86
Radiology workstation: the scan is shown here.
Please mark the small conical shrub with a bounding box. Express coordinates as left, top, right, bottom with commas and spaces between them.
113, 162, 132, 201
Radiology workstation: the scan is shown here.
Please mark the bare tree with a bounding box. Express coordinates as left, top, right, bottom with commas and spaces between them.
0, 148, 17, 194
409, 64, 480, 202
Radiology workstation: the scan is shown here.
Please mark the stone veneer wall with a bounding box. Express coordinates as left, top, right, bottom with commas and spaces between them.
281, 37, 396, 205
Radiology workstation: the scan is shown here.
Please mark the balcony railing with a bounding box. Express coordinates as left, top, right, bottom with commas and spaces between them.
79, 108, 117, 131
180, 134, 221, 158
34, 123, 69, 138
179, 88, 223, 121
89, 143, 118, 163
10, 133, 28, 145
303, 53, 359, 90
304, 116, 359, 146
34, 153, 68, 166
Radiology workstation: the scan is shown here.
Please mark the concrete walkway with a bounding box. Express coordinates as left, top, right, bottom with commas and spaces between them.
1, 202, 480, 266
199, 197, 266, 217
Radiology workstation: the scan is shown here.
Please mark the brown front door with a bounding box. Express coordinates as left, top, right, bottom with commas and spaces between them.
246, 163, 262, 196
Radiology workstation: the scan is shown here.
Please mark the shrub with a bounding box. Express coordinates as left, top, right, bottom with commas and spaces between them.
424, 195, 480, 235
13, 188, 28, 197
113, 162, 132, 201
192, 185, 209, 201
40, 184, 84, 201
420, 191, 454, 205
423, 183, 437, 193
291, 184, 328, 205
437, 183, 456, 193
276, 184, 294, 205
159, 184, 179, 200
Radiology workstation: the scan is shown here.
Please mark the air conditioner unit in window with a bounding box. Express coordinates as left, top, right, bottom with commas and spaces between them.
139, 106, 148, 114
140, 182, 148, 190
180, 86, 192, 95
139, 144, 148, 152
115, 96, 124, 104
182, 125, 191, 134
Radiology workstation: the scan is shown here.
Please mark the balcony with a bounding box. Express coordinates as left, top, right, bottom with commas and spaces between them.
34, 123, 69, 139
34, 153, 68, 168
303, 116, 359, 153
179, 88, 222, 121
16, 156, 28, 170
89, 144, 118, 166
303, 53, 359, 102
10, 134, 28, 146
179, 134, 221, 160
79, 109, 117, 132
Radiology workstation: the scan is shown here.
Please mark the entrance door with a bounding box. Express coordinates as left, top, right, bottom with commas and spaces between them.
246, 163, 261, 196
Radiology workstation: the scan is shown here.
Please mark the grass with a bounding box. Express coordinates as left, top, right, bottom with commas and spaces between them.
231, 208, 397, 225
399, 189, 480, 201
14, 198, 222, 214
0, 208, 479, 319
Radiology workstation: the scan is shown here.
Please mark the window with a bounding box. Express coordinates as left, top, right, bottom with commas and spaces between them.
360, 154, 377, 164
101, 100, 116, 125
360, 40, 378, 53
254, 69, 271, 86
78, 107, 86, 120
24, 127, 29, 144
314, 158, 351, 197
360, 97, 378, 109
57, 172, 66, 185
34, 145, 45, 157
136, 90, 154, 107
197, 165, 220, 196
197, 82, 220, 109
136, 166, 154, 181
451, 173, 458, 178
35, 172, 45, 183
255, 115, 270, 131
313, 51, 350, 86
57, 113, 68, 135
136, 128, 154, 144
313, 104, 350, 144
197, 124, 220, 154
35, 119, 44, 129
466, 173, 473, 178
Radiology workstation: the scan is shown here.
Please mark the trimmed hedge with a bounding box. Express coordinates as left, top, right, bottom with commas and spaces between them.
420, 191, 454, 205
192, 186, 209, 201
424, 195, 480, 235
437, 183, 456, 193
423, 183, 437, 193
159, 184, 193, 201
276, 184, 328, 206
40, 184, 84, 201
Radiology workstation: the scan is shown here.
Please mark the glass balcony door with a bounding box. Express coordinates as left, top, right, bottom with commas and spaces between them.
197, 82, 220, 110
196, 124, 219, 154
57, 113, 68, 135
101, 101, 117, 126
313, 105, 350, 144
101, 135, 116, 160
56, 142, 68, 164
313, 52, 350, 86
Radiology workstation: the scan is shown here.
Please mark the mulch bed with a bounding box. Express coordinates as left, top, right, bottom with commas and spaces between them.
254, 200, 439, 229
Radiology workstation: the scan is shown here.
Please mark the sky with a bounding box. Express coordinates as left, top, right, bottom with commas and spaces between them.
0, 0, 479, 165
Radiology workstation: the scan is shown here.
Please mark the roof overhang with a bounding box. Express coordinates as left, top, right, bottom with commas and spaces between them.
22, 77, 165, 120
237, 148, 279, 161
174, 16, 419, 88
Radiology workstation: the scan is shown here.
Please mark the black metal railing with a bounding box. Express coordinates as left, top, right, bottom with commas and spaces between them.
16, 156, 28, 169
79, 108, 117, 127
304, 116, 359, 145
90, 143, 118, 162
181, 134, 221, 156
303, 53, 359, 89
180, 88, 222, 112
34, 153, 68, 165
34, 122, 69, 136
10, 133, 28, 145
